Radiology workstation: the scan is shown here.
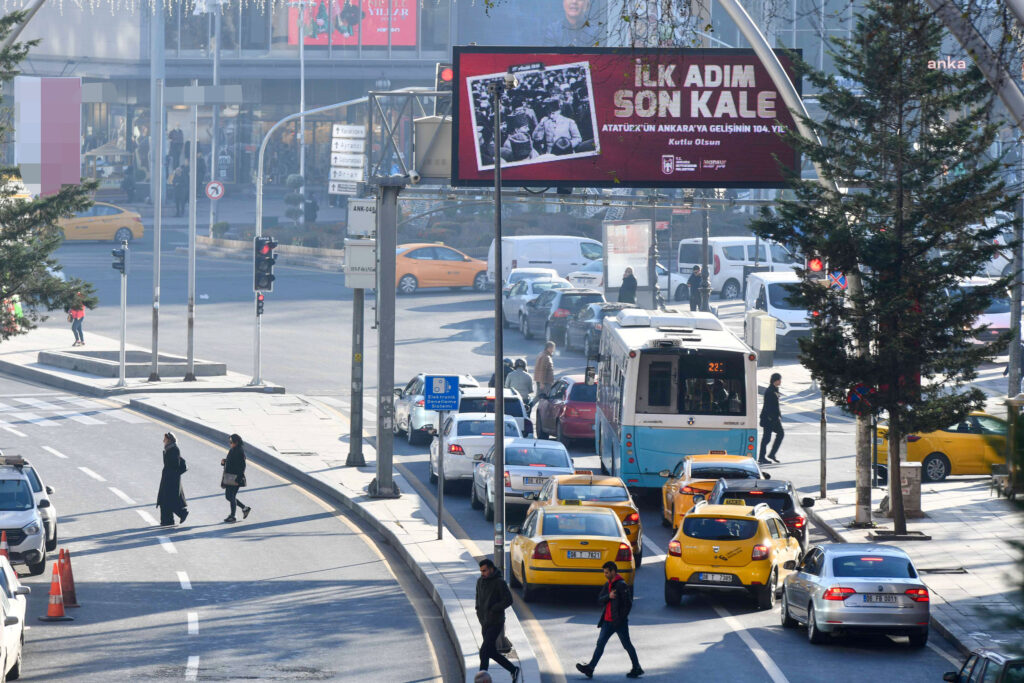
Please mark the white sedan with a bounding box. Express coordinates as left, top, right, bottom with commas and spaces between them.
502, 268, 559, 296
502, 277, 572, 327
429, 413, 521, 484
567, 260, 691, 302
471, 439, 576, 521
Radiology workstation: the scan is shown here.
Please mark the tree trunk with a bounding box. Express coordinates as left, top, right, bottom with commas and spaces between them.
887, 413, 908, 535
855, 414, 873, 525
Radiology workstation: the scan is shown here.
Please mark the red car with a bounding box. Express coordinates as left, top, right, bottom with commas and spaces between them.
534, 374, 598, 446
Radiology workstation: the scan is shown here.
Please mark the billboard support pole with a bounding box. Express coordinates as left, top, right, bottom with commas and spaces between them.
700, 193, 712, 312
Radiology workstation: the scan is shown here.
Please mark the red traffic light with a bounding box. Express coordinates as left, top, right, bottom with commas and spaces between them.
257, 293, 265, 302
440, 67, 454, 82
807, 257, 824, 272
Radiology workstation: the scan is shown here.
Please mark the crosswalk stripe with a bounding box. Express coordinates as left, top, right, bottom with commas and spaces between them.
12, 397, 64, 411
60, 412, 105, 425
9, 412, 58, 428
99, 409, 148, 424
0, 402, 13, 412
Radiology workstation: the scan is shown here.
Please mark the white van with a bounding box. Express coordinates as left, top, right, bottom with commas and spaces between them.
677, 236, 800, 300
744, 271, 811, 342
488, 235, 603, 283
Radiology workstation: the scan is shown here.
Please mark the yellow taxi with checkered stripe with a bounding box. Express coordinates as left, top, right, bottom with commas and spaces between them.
664, 500, 801, 610
524, 474, 644, 565
509, 506, 635, 602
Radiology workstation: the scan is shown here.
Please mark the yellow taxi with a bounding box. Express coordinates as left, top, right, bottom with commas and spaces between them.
524, 474, 644, 565
58, 202, 144, 242
508, 506, 635, 602
664, 501, 801, 610
659, 453, 764, 530
876, 411, 1006, 482
395, 243, 488, 295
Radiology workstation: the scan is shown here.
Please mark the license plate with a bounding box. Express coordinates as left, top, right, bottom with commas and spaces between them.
862, 594, 898, 604
723, 498, 745, 505
699, 573, 732, 583
524, 477, 545, 485
567, 550, 601, 560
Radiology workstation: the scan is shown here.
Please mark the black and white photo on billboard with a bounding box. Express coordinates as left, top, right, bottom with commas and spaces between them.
466, 60, 601, 172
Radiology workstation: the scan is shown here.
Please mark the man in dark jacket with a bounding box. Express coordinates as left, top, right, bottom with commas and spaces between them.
759, 372, 783, 464
687, 265, 703, 311
156, 432, 188, 526
618, 268, 637, 304
475, 558, 520, 681
576, 561, 642, 678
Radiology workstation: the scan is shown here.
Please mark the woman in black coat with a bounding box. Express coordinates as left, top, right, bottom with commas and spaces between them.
157, 433, 188, 526
221, 433, 251, 523
618, 268, 637, 304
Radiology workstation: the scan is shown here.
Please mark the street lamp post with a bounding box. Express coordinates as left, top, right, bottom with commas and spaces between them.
288, 0, 310, 229
700, 191, 712, 312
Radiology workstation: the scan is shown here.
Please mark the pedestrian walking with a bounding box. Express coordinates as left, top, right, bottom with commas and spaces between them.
535, 341, 556, 396
67, 293, 86, 346
505, 359, 534, 406
618, 267, 637, 304
172, 162, 190, 217
489, 357, 514, 388
475, 558, 520, 682
220, 433, 252, 523
576, 561, 643, 679
687, 265, 703, 311
156, 432, 189, 526
759, 372, 784, 464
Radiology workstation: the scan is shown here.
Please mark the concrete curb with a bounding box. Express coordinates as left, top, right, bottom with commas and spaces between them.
178, 245, 342, 272
805, 505, 971, 658
128, 398, 541, 683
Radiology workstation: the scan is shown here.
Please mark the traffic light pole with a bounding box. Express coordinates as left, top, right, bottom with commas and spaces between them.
149, 78, 164, 383
346, 287, 366, 467
489, 78, 508, 576
115, 241, 128, 389
251, 292, 263, 385
184, 88, 199, 382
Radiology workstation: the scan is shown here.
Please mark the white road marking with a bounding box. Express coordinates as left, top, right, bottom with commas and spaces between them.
137, 509, 158, 525
187, 612, 199, 635
78, 467, 107, 482
711, 603, 791, 683
928, 641, 963, 667
9, 411, 58, 428
12, 397, 63, 411
640, 535, 666, 564
108, 487, 136, 505
42, 446, 68, 459
157, 536, 177, 554
177, 571, 192, 590
61, 412, 104, 425
185, 655, 199, 680
100, 409, 148, 424
0, 401, 12, 411
2, 427, 26, 438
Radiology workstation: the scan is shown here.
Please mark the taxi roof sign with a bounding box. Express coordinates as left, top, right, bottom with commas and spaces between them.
0, 455, 26, 467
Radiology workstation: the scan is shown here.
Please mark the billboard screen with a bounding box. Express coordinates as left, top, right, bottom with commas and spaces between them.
288, 0, 416, 47
452, 47, 801, 188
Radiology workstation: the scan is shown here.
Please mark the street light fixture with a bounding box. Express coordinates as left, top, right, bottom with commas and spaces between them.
287, 0, 312, 228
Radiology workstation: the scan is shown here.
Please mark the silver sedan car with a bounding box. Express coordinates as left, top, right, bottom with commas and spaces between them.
780, 543, 930, 647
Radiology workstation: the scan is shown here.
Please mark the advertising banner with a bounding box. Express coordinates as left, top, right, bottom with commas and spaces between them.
452, 47, 801, 188
603, 220, 654, 308
288, 0, 416, 47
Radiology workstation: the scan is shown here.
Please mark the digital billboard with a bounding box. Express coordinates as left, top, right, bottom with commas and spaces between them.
452, 47, 801, 188
288, 0, 416, 47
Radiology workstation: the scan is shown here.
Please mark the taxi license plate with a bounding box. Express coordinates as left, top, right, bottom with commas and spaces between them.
699, 573, 732, 583
524, 477, 545, 485
567, 551, 601, 560
863, 594, 898, 604
723, 498, 746, 505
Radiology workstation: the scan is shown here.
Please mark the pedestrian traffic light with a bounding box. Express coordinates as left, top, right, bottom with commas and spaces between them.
254, 236, 278, 292
434, 62, 454, 115
112, 245, 127, 274
256, 292, 265, 316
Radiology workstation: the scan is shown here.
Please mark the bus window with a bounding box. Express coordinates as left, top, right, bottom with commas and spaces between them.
636, 356, 676, 414
636, 350, 746, 416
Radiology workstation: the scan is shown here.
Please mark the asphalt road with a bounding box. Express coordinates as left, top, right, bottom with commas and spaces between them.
0, 374, 458, 682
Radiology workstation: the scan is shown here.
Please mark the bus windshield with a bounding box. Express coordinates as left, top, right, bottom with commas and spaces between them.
635, 349, 746, 416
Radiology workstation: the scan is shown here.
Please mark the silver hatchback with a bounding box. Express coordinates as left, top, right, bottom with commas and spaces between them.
780, 543, 930, 647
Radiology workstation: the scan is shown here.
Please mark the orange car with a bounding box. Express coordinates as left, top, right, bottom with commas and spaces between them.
659, 453, 765, 530
395, 243, 488, 295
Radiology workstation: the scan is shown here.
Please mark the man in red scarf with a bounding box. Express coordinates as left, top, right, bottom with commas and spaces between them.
576, 561, 643, 678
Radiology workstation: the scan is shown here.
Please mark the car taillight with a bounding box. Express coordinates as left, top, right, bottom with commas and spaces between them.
594, 323, 602, 330
447, 444, 465, 455
668, 540, 682, 557
552, 308, 570, 318
714, 254, 721, 275
751, 544, 770, 561
615, 542, 632, 562
415, 399, 424, 407
679, 485, 699, 495
906, 435, 921, 442
823, 586, 857, 601
504, 471, 511, 488
532, 541, 551, 560
565, 406, 579, 418
905, 588, 929, 603
623, 512, 640, 526
784, 515, 806, 529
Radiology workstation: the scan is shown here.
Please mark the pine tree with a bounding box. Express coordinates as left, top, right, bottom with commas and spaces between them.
751, 0, 1017, 534
0, 10, 97, 342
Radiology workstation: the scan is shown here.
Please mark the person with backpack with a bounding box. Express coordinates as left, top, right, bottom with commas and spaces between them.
576, 562, 643, 679
221, 433, 252, 523
156, 432, 189, 526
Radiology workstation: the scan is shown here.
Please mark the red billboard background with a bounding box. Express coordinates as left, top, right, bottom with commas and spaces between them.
451, 47, 801, 188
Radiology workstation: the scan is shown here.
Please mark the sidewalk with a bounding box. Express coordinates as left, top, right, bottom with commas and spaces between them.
128, 392, 540, 683
807, 479, 1024, 657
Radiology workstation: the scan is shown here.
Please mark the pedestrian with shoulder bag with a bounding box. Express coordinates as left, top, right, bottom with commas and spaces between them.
576, 561, 643, 678
221, 433, 251, 523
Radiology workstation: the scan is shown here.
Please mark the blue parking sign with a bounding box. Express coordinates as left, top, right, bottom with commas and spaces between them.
424, 375, 460, 411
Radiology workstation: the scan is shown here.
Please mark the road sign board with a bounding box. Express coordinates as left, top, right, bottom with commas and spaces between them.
424, 375, 460, 411
331, 137, 366, 153
328, 180, 360, 196
347, 198, 377, 237
829, 271, 847, 290
329, 167, 364, 183
331, 152, 366, 168
332, 124, 366, 138
205, 180, 225, 200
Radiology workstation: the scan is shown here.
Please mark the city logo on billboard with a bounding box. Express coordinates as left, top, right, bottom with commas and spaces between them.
661, 155, 674, 175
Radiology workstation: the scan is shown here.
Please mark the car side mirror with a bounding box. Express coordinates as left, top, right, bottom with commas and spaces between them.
942, 674, 958, 683
3, 616, 17, 627
801, 497, 815, 508
473, 453, 484, 461
507, 525, 522, 534
523, 492, 537, 500
692, 493, 706, 504
763, 473, 771, 480
393, 387, 404, 397
783, 560, 797, 570
658, 469, 671, 478
46, 486, 54, 495
38, 499, 50, 509
14, 586, 29, 596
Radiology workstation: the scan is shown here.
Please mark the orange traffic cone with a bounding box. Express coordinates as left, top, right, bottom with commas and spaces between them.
0, 530, 9, 560
58, 549, 79, 608
38, 563, 73, 622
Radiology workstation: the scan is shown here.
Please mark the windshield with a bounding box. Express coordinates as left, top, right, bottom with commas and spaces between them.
505, 446, 570, 468
767, 283, 803, 310
23, 467, 41, 493
636, 349, 747, 416
683, 516, 758, 540
691, 464, 760, 480
568, 383, 597, 402
457, 420, 519, 437
558, 484, 629, 502
832, 555, 917, 578
718, 491, 790, 513
559, 293, 604, 313
583, 260, 603, 273
533, 281, 570, 292
0, 479, 34, 511
771, 243, 800, 264
459, 398, 524, 417
542, 512, 620, 537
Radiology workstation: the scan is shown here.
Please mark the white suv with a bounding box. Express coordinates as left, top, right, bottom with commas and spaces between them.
0, 555, 27, 680
20, 461, 57, 551
677, 237, 800, 300
0, 459, 48, 576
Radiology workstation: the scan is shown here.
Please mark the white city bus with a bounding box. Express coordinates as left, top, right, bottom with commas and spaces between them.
595, 309, 759, 492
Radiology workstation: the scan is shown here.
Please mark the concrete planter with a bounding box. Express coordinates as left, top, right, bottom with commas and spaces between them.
198, 235, 345, 259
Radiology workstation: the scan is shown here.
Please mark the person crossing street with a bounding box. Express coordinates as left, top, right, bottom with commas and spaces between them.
475, 558, 521, 682
535, 342, 556, 397
505, 359, 534, 406
576, 562, 643, 678
156, 432, 189, 526
221, 433, 252, 523
759, 372, 784, 464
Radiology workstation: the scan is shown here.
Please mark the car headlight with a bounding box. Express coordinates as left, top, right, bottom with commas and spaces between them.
776, 320, 786, 329
22, 522, 40, 535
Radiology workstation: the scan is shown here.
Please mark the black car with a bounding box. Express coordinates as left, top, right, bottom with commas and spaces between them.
565, 302, 635, 357
704, 478, 815, 550
945, 649, 1023, 682
520, 288, 605, 345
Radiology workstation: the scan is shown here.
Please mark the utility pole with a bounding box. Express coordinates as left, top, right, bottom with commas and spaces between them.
700, 192, 712, 312
113, 241, 128, 388
819, 393, 827, 498
207, 0, 222, 236
184, 80, 199, 382
288, 0, 308, 229
346, 286, 366, 467
148, 78, 164, 382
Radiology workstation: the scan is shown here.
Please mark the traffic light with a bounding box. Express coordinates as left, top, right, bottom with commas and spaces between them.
256, 292, 265, 316
434, 62, 453, 115
112, 245, 127, 274
254, 236, 278, 292
805, 254, 825, 280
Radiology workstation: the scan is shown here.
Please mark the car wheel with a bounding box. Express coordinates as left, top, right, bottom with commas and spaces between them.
755, 568, 778, 610
484, 488, 494, 521
536, 416, 548, 440
398, 274, 418, 295
45, 524, 57, 552
675, 284, 687, 302
509, 562, 522, 588
584, 334, 594, 359
429, 459, 438, 485
671, 502, 678, 530
922, 453, 951, 482
556, 421, 571, 447
114, 227, 133, 243
720, 279, 741, 300
473, 272, 488, 292
470, 483, 483, 510
408, 426, 428, 446
502, 310, 511, 329
780, 590, 798, 628
27, 553, 46, 576
521, 563, 537, 602
521, 316, 533, 340
664, 580, 683, 606
7, 635, 21, 680
634, 546, 642, 568
807, 605, 827, 644
908, 628, 928, 648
